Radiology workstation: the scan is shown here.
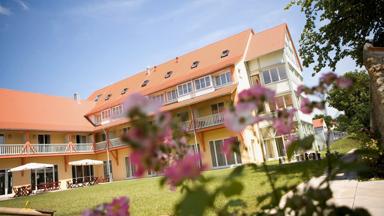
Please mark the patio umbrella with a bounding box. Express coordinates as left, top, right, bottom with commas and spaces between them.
8, 163, 55, 191
68, 159, 103, 166
8, 163, 54, 172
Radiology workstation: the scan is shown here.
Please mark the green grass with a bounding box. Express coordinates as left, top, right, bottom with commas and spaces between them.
328, 136, 362, 154
0, 161, 326, 216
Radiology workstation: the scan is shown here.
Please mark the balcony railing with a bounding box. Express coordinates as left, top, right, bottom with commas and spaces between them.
0, 143, 95, 156
181, 113, 224, 131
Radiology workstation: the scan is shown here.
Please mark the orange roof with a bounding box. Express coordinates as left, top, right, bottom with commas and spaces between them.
86, 29, 253, 116
245, 23, 302, 70
0, 89, 94, 132
312, 118, 325, 128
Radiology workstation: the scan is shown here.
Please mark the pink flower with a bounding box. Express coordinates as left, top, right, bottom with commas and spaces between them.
320, 72, 338, 85
300, 98, 313, 114
336, 77, 352, 89
296, 85, 312, 95
273, 109, 296, 135
123, 93, 161, 115
224, 103, 256, 132
222, 137, 239, 159
238, 85, 275, 109
105, 197, 130, 216
164, 153, 204, 188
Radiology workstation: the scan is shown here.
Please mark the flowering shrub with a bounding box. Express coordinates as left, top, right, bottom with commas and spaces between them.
85, 72, 373, 216
83, 197, 129, 216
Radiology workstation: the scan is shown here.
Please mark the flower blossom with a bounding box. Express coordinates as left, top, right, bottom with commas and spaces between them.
105, 197, 130, 216
336, 77, 353, 89
123, 93, 161, 115
238, 85, 275, 109
300, 98, 313, 114
273, 109, 296, 135
222, 137, 240, 159
320, 72, 338, 85
83, 196, 130, 216
164, 153, 204, 188
224, 103, 257, 132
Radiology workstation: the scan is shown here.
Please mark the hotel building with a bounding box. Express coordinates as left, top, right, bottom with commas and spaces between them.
0, 24, 314, 196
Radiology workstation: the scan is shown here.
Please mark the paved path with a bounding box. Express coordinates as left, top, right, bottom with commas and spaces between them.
329, 179, 384, 216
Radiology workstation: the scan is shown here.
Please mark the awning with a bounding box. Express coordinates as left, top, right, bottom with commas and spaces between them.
8, 163, 54, 172
69, 159, 103, 166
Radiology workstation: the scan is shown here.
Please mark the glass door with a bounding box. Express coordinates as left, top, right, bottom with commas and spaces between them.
209, 139, 242, 168
0, 134, 4, 155
38, 134, 50, 153
125, 157, 136, 178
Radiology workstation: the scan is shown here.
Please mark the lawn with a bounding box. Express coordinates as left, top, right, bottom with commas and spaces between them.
329, 136, 362, 154
0, 161, 326, 216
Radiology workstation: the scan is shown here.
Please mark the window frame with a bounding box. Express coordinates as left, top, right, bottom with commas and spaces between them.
194, 75, 212, 91
214, 71, 232, 87
166, 89, 178, 103
177, 82, 193, 97
261, 65, 288, 85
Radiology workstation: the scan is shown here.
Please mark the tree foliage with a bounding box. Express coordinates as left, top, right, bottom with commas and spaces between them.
327, 70, 370, 133
287, 0, 384, 74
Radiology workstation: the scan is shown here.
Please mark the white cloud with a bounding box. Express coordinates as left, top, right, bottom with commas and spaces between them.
14, 0, 29, 11
0, 5, 11, 16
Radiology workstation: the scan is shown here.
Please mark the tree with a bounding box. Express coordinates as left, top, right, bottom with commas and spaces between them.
287, 0, 384, 74
327, 70, 370, 133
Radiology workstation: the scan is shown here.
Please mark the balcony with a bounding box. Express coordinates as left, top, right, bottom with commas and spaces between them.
181, 113, 224, 131
0, 138, 127, 157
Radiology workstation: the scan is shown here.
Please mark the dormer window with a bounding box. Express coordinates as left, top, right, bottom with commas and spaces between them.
164, 71, 173, 79
221, 49, 229, 58
191, 61, 199, 69
141, 80, 149, 87
105, 93, 112, 101
94, 94, 102, 102
121, 88, 128, 95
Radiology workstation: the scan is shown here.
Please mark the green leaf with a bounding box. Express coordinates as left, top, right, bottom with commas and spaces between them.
222, 180, 244, 197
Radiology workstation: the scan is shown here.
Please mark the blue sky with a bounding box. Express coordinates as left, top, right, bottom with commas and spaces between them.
0, 0, 358, 103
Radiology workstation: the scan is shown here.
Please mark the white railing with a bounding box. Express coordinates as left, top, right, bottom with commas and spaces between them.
95, 141, 107, 151
110, 138, 125, 148
73, 143, 94, 152
181, 113, 224, 131
0, 144, 24, 155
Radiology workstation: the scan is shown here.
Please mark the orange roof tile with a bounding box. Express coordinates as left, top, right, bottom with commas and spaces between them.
0, 89, 94, 132
85, 29, 254, 116
312, 118, 324, 128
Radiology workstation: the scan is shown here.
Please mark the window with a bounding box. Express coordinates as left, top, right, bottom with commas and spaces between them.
194, 76, 211, 91
103, 160, 113, 180
111, 105, 123, 116
214, 72, 231, 87
209, 139, 241, 167
262, 70, 272, 84
191, 61, 199, 69
141, 80, 149, 87
121, 88, 128, 95
221, 49, 229, 58
166, 89, 178, 103
211, 102, 224, 114
125, 157, 136, 178
94, 94, 102, 102
177, 82, 193, 96
32, 165, 58, 189
104, 94, 112, 101
268, 94, 294, 112
250, 74, 261, 85
101, 109, 111, 120
261, 65, 288, 84
94, 114, 101, 124
164, 71, 173, 79
38, 134, 50, 153
0, 134, 4, 144
71, 165, 93, 183
149, 94, 164, 104
76, 135, 86, 143
123, 127, 130, 134
176, 112, 189, 121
